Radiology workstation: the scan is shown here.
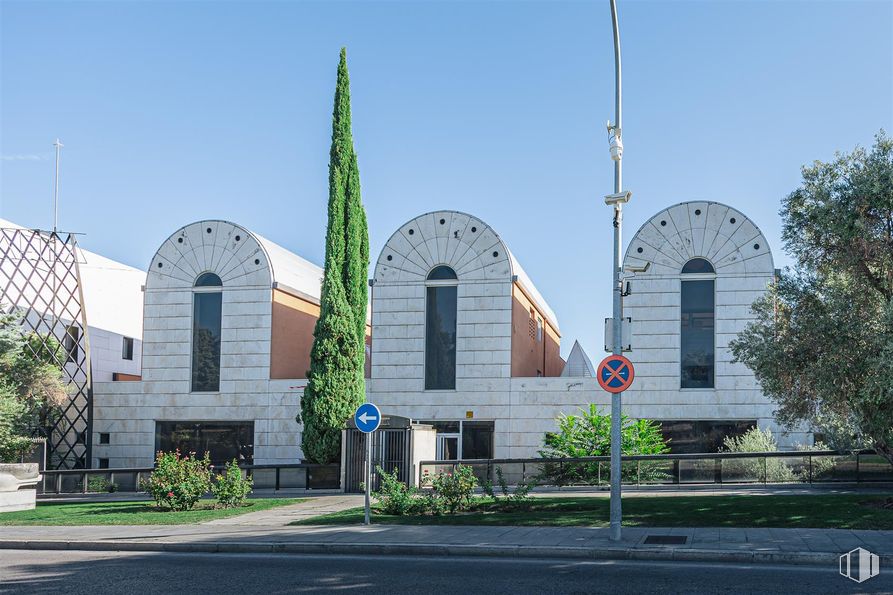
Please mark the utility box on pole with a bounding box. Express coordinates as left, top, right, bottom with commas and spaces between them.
604, 317, 632, 352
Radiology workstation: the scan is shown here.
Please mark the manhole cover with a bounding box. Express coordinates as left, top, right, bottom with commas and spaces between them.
643, 535, 688, 545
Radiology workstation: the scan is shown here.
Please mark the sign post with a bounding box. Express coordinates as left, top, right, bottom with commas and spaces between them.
596, 353, 635, 541
353, 402, 382, 525
604, 0, 629, 542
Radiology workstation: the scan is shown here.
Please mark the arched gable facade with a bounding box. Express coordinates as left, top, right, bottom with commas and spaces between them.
623, 201, 774, 276
374, 211, 514, 284
369, 210, 564, 460
143, 220, 275, 384
617, 201, 800, 451
94, 220, 323, 468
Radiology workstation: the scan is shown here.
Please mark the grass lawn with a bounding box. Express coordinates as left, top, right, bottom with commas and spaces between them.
0, 498, 303, 526
292, 494, 893, 530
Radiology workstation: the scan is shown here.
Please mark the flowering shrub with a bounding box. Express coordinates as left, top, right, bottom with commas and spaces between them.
423, 464, 478, 513
141, 450, 212, 511
372, 466, 422, 515
211, 459, 253, 508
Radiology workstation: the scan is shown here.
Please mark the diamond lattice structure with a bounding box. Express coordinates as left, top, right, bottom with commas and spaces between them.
0, 226, 92, 469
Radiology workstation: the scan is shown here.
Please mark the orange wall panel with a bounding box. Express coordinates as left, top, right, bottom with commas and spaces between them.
112, 373, 141, 381
270, 289, 320, 379
510, 283, 564, 377
270, 288, 372, 380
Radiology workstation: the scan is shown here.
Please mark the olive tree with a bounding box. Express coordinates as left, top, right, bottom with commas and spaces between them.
730, 132, 893, 465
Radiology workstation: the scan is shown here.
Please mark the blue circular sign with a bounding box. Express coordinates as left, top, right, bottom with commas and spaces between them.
354, 402, 382, 433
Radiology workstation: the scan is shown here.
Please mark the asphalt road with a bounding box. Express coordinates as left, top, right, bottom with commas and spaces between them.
0, 550, 890, 595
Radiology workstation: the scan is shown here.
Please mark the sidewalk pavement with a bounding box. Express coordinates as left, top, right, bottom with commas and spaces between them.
1, 521, 890, 567
7, 490, 892, 567
203, 495, 364, 526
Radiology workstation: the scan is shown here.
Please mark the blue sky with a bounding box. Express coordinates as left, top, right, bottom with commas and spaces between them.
2, 0, 891, 358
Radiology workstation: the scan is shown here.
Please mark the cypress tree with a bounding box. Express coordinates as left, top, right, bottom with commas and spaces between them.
334, 48, 369, 372
299, 48, 369, 464
300, 267, 361, 463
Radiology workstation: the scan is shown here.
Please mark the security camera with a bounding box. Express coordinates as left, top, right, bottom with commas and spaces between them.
624, 262, 650, 273
604, 191, 632, 205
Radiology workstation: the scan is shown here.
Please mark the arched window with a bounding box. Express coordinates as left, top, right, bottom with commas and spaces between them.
425, 266, 458, 390
192, 273, 222, 392
680, 259, 715, 388
681, 258, 715, 274
427, 265, 458, 281
194, 272, 223, 287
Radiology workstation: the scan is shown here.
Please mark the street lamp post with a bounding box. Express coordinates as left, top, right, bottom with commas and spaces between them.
604, 0, 629, 543
53, 138, 63, 233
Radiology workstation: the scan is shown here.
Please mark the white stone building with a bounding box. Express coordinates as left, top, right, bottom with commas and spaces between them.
619, 200, 805, 451
92, 220, 328, 469
368, 204, 806, 459
90, 202, 806, 469
367, 210, 566, 460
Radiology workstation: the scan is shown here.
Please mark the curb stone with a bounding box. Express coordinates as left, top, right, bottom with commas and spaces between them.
2, 539, 890, 566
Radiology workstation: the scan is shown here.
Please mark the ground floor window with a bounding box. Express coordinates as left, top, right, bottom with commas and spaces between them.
154, 421, 254, 466
421, 420, 494, 460
659, 420, 755, 454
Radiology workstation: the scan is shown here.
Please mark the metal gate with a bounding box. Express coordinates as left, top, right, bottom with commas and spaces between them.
344, 426, 411, 493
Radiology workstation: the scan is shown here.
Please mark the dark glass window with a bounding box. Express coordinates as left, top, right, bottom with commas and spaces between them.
122, 336, 134, 360
420, 420, 495, 460
64, 325, 79, 363
98, 458, 109, 469
192, 291, 222, 392
462, 421, 494, 459
155, 421, 254, 466
425, 285, 457, 390
681, 279, 715, 388
195, 272, 223, 287
99, 432, 110, 444
660, 420, 755, 453
440, 436, 459, 460
681, 258, 715, 274
427, 265, 458, 281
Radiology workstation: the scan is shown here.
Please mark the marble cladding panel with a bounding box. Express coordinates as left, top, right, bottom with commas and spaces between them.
92, 382, 305, 466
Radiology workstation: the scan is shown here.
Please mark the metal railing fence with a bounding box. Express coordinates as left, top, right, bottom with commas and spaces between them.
419, 450, 893, 488
38, 463, 340, 495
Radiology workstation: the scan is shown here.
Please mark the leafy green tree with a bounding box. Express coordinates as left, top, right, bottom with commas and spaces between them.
299, 48, 369, 464
0, 311, 67, 462
0, 393, 31, 463
730, 132, 893, 465
539, 404, 669, 485
540, 404, 669, 459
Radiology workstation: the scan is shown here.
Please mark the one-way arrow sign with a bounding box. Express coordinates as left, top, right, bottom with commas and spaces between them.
354, 402, 382, 434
